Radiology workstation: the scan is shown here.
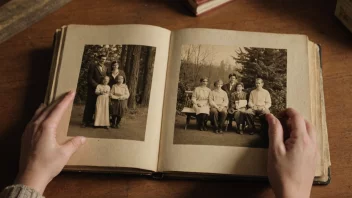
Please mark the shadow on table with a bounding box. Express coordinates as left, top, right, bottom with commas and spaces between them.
164, 0, 194, 17
0, 48, 53, 189
165, 0, 351, 47
253, 0, 352, 46
0, 0, 11, 7
183, 181, 272, 198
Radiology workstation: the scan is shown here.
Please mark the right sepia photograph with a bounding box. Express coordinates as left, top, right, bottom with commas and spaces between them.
173, 44, 287, 148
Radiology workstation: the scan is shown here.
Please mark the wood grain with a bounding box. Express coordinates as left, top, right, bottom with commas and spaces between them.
0, 0, 351, 197
0, 0, 71, 44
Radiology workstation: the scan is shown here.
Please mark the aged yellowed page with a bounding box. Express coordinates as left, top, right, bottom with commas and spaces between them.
308, 41, 324, 177
158, 28, 324, 177
52, 25, 170, 172
308, 42, 331, 182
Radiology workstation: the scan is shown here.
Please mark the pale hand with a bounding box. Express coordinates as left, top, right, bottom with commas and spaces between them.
15, 91, 86, 195
266, 108, 318, 198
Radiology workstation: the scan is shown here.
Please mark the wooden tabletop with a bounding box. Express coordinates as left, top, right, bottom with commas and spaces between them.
0, 0, 351, 197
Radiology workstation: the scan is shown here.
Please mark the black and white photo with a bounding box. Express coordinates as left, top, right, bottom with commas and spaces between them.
174, 44, 287, 148
68, 44, 156, 141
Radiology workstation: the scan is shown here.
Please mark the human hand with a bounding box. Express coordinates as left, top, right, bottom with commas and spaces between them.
15, 91, 86, 195
266, 108, 318, 198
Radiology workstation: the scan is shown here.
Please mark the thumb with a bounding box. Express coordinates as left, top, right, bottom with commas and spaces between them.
61, 136, 86, 157
266, 114, 285, 153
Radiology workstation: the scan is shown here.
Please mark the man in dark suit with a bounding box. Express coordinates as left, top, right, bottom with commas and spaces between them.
81, 54, 108, 127
221, 73, 238, 130
221, 73, 238, 97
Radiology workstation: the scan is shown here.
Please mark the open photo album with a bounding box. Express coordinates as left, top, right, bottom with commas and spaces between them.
46, 24, 330, 184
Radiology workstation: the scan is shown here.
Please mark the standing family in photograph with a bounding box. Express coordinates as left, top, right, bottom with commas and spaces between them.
191, 74, 272, 135
81, 54, 130, 129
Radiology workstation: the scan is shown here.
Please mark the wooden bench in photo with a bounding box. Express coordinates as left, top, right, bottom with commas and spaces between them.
180, 90, 196, 130
181, 107, 196, 130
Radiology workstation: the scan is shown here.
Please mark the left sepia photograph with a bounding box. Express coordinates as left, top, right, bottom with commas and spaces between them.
68, 44, 156, 141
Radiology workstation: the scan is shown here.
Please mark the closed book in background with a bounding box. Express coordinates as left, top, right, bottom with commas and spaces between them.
335, 0, 352, 32
187, 0, 233, 16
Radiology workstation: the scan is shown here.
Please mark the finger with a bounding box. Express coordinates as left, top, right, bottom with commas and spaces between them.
30, 103, 47, 122
266, 113, 285, 154
283, 108, 306, 138
41, 91, 75, 130
61, 136, 86, 157
33, 92, 71, 127
305, 119, 316, 143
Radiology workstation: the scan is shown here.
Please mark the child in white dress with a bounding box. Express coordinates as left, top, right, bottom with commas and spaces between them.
94, 76, 111, 128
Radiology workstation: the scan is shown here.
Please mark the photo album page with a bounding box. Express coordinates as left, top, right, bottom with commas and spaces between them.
53, 25, 171, 172
158, 28, 322, 177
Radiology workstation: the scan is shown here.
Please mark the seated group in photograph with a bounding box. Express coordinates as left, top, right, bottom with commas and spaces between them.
81, 54, 129, 129
191, 73, 271, 134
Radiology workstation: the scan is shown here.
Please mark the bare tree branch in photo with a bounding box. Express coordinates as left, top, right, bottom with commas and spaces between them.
192, 45, 213, 83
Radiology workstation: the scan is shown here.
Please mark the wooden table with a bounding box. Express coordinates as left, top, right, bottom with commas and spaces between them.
0, 0, 351, 197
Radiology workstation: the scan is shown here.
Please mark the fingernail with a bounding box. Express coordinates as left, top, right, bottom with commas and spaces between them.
80, 137, 86, 144
68, 90, 76, 96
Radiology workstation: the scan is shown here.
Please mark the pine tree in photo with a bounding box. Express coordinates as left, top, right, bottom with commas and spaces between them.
234, 47, 287, 115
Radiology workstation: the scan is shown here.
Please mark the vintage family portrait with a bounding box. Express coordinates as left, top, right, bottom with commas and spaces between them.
174, 44, 287, 148
68, 44, 156, 141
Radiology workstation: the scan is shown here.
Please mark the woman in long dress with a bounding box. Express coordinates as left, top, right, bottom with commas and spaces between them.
94, 76, 111, 129
191, 77, 211, 131
110, 75, 130, 128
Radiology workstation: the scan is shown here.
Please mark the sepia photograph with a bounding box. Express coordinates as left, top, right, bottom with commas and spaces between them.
174, 44, 287, 148
68, 44, 156, 141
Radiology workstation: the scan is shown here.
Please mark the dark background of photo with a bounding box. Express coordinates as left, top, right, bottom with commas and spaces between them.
177, 45, 287, 116
75, 44, 156, 110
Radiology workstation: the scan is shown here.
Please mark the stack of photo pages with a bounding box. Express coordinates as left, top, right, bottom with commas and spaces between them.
46, 24, 331, 184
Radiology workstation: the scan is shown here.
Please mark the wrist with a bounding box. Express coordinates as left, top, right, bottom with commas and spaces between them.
15, 169, 51, 195
276, 185, 311, 198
